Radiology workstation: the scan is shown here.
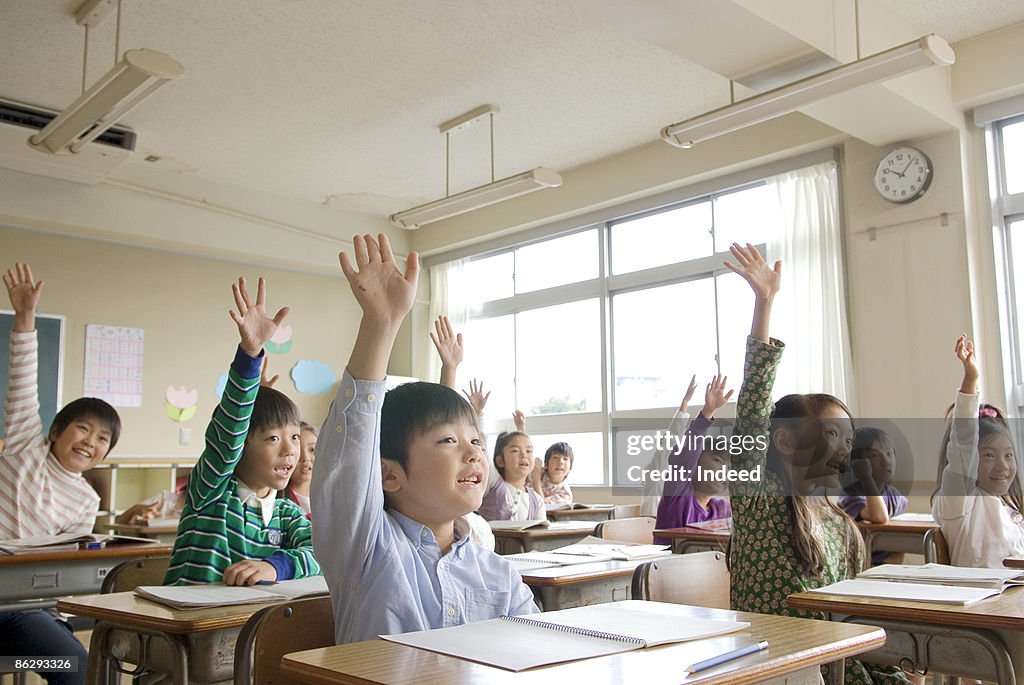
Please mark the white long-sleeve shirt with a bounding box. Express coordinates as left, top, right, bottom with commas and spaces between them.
0, 331, 99, 539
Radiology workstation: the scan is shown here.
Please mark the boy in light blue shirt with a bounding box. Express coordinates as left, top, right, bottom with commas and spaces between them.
312, 234, 538, 644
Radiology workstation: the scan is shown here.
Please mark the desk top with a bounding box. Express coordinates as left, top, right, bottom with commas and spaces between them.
519, 559, 650, 587
491, 521, 598, 539
1005, 557, 1024, 569
654, 526, 731, 541
857, 519, 938, 534
788, 585, 1024, 632
0, 541, 171, 566
280, 604, 885, 685
57, 590, 269, 634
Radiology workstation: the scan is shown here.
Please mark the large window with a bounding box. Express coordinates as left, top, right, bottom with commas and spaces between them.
992, 114, 1024, 414
445, 179, 785, 486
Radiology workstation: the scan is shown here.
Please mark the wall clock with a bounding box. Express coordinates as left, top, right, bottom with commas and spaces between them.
873, 146, 932, 204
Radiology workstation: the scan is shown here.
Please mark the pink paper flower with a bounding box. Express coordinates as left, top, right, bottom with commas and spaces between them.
165, 385, 198, 409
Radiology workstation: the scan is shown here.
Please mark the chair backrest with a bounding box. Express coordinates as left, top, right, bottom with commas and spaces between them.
631, 551, 730, 609
234, 595, 335, 685
100, 555, 172, 593
594, 516, 656, 544
611, 504, 641, 519
933, 528, 950, 564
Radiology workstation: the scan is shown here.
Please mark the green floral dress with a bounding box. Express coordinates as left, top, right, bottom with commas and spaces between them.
730, 337, 908, 685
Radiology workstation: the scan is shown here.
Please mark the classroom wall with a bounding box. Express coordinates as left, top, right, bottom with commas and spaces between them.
0, 225, 371, 457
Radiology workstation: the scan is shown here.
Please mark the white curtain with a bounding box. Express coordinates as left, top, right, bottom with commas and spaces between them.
425, 258, 469, 384
766, 161, 856, 408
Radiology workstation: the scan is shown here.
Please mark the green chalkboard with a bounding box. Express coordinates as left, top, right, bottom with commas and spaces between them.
0, 310, 65, 438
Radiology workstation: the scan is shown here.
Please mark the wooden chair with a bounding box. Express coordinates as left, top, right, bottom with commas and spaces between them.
631, 551, 730, 609
594, 516, 656, 544
100, 555, 172, 593
610, 503, 641, 519
233, 595, 335, 685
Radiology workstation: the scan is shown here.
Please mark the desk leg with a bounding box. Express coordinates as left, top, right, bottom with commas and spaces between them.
87, 622, 192, 685
87, 622, 116, 685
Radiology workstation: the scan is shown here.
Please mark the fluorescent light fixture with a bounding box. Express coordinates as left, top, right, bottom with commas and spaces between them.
390, 167, 562, 229
661, 34, 955, 148
29, 48, 184, 155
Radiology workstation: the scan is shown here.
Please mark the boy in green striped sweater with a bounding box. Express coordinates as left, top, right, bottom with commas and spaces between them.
164, 277, 319, 585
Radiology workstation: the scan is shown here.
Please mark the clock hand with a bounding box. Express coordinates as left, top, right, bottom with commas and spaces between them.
901, 158, 914, 177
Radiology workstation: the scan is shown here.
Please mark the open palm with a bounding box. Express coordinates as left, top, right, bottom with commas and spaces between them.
230, 277, 289, 357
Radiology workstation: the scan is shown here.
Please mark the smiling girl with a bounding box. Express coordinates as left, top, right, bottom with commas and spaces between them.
478, 431, 545, 521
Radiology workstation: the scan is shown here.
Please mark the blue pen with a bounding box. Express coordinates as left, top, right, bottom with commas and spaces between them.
682, 641, 769, 677
256, 580, 276, 586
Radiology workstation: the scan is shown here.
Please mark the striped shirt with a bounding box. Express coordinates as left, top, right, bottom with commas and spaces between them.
1, 331, 99, 539
163, 347, 319, 585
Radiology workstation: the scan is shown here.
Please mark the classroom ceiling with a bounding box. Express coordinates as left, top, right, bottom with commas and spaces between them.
1, 0, 1023, 227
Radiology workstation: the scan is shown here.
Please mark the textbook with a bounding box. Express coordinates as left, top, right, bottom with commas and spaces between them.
381, 600, 750, 671
889, 512, 936, 523
502, 550, 618, 570
546, 503, 615, 511
134, 575, 329, 609
685, 517, 733, 531
857, 563, 1024, 590
141, 517, 180, 528
550, 536, 671, 561
807, 579, 1000, 606
0, 532, 159, 554
488, 519, 550, 531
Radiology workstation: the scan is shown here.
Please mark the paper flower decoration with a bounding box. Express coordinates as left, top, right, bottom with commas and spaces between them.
291, 360, 336, 394
265, 325, 293, 355
165, 385, 198, 422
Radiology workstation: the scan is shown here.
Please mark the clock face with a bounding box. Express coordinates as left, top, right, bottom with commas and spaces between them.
873, 146, 932, 204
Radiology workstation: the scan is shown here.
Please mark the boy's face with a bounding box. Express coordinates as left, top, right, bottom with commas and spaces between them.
545, 452, 572, 484
237, 423, 300, 494
383, 419, 487, 526
496, 435, 534, 484
977, 433, 1016, 496
856, 439, 895, 490
49, 416, 113, 473
290, 429, 317, 487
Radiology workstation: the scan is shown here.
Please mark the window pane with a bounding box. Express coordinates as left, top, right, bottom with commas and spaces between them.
610, 200, 712, 274
1004, 120, 1024, 195
715, 272, 754, 390
516, 299, 601, 415
515, 230, 599, 293
465, 253, 514, 304
463, 315, 515, 420
1009, 219, 1024, 382
530, 432, 604, 486
612, 279, 718, 410
714, 184, 781, 252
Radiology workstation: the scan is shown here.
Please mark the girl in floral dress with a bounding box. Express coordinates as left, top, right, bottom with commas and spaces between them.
724, 243, 908, 685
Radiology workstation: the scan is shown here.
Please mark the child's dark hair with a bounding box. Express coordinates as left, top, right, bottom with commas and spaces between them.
544, 441, 574, 466
493, 431, 529, 478
248, 386, 300, 436
932, 404, 1023, 516
380, 382, 479, 468
300, 420, 319, 437
50, 397, 121, 453
766, 393, 864, 578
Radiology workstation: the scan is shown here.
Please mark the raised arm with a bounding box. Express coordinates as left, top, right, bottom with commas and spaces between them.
2, 263, 46, 456
429, 315, 463, 389
461, 379, 490, 418
640, 376, 697, 516
187, 277, 288, 509
662, 376, 733, 497
940, 335, 981, 497
312, 234, 418, 583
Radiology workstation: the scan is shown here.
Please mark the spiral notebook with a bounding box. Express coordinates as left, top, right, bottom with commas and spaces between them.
380, 600, 749, 671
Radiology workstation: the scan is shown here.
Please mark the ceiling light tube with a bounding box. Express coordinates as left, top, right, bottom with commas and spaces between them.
29, 48, 185, 155
661, 34, 955, 148
390, 167, 563, 229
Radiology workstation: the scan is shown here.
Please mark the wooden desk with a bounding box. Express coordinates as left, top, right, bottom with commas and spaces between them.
857, 519, 938, 562
546, 506, 615, 522
280, 603, 886, 685
99, 522, 180, 543
520, 559, 656, 610
788, 585, 1024, 684
491, 521, 598, 554
57, 590, 271, 684
0, 542, 172, 612
653, 526, 730, 554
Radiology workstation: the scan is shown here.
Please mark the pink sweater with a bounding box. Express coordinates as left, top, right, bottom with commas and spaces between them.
0, 331, 99, 539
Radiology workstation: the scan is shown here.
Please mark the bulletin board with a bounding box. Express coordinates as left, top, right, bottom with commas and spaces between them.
0, 310, 65, 438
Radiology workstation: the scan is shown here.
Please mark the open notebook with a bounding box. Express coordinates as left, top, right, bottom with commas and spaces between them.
134, 575, 328, 609
382, 600, 749, 671
550, 536, 671, 561
0, 532, 160, 554
546, 503, 615, 511
857, 563, 1024, 590
807, 579, 1000, 606
488, 519, 549, 531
